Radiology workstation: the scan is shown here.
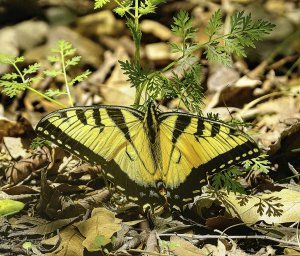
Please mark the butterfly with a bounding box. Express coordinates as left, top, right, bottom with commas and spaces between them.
36, 103, 259, 211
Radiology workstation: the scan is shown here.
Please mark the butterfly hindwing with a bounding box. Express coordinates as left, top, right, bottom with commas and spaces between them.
158, 112, 260, 208
36, 105, 165, 206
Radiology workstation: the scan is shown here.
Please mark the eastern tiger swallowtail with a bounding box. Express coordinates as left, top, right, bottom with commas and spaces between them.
36, 103, 259, 210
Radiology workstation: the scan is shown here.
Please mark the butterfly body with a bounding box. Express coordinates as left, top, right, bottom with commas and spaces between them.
36, 103, 259, 210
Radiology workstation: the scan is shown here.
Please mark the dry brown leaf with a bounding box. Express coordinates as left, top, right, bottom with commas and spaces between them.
140, 20, 173, 41
283, 248, 300, 255
145, 230, 159, 254
254, 96, 300, 151
3, 137, 28, 159
224, 189, 300, 224
75, 207, 122, 251
170, 235, 222, 256
145, 42, 180, 63
0, 117, 35, 142
42, 225, 85, 256
2, 185, 40, 195
38, 168, 86, 219
9, 216, 78, 237
207, 65, 240, 93
5, 148, 50, 185
76, 10, 125, 37
100, 46, 136, 105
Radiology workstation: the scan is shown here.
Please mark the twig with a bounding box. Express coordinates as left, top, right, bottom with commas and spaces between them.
128, 248, 171, 256
158, 233, 300, 247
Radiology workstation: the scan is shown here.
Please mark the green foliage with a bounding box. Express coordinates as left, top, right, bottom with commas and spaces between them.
47, 40, 92, 83
144, 71, 167, 102
119, 10, 205, 112
100, 5, 274, 112
291, 147, 300, 152
113, 1, 132, 17
0, 54, 41, 97
119, 60, 167, 108
139, 0, 165, 15
94, 0, 110, 9
31, 137, 51, 150
205, 10, 275, 65
0, 39, 91, 108
95, 0, 165, 17
0, 3, 275, 111
171, 10, 198, 51
169, 10, 199, 74
119, 60, 149, 90
167, 11, 204, 113
243, 154, 271, 173
94, 0, 168, 107
44, 89, 67, 98
46, 39, 91, 106
211, 154, 271, 193
205, 10, 223, 40
23, 63, 41, 76
212, 166, 245, 194
43, 69, 62, 77
0, 81, 27, 97
0, 1, 275, 197
168, 66, 203, 114
0, 54, 65, 107
70, 70, 92, 86
206, 112, 220, 121
126, 19, 142, 48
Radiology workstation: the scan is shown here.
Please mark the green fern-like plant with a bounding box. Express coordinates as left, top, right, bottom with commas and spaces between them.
0, 40, 91, 108
45, 40, 91, 107
95, 1, 274, 114
0, 55, 65, 108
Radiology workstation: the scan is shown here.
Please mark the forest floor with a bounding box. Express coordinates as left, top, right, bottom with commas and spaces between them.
1, 0, 300, 255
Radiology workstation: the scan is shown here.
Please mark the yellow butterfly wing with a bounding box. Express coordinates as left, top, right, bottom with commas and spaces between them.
36, 106, 164, 205
158, 112, 260, 208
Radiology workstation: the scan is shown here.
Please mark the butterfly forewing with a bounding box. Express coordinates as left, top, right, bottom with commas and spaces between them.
36, 106, 165, 206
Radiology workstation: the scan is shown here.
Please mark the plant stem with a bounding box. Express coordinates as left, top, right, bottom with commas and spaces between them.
60, 51, 73, 107
11, 62, 67, 108
26, 86, 67, 108
133, 0, 142, 106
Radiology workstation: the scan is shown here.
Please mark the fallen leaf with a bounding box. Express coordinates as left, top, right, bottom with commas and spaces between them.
0, 199, 24, 216
170, 235, 222, 256
42, 225, 85, 256
9, 216, 78, 237
75, 207, 122, 251
140, 19, 173, 41
76, 10, 125, 37
223, 189, 300, 224
99, 46, 136, 105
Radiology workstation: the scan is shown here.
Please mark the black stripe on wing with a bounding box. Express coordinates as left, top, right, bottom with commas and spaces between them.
106, 108, 132, 142
172, 115, 191, 144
